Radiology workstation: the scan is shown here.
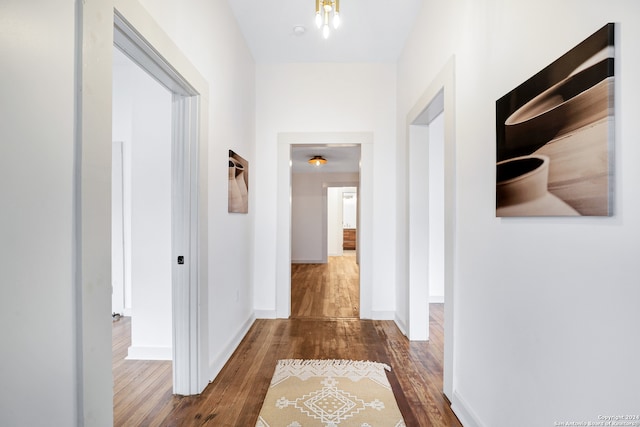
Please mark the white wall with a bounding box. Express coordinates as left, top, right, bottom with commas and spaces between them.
327, 187, 344, 257
112, 52, 174, 360
397, 1, 640, 426
254, 63, 397, 316
136, 0, 257, 379
10, 1, 639, 425
112, 140, 126, 313
0, 1, 79, 425
129, 70, 172, 358
292, 175, 358, 262
428, 113, 445, 301
342, 190, 357, 229
291, 173, 324, 263
112, 50, 135, 316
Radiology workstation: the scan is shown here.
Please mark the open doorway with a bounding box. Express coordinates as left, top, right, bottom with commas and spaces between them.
112, 45, 173, 361
406, 58, 456, 400
276, 133, 373, 319
327, 187, 358, 257
77, 2, 209, 419
110, 10, 206, 397
289, 145, 360, 319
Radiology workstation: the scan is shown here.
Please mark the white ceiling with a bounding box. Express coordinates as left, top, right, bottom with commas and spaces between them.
114, 3, 419, 174
291, 145, 361, 174
226, 1, 422, 173
226, 0, 423, 63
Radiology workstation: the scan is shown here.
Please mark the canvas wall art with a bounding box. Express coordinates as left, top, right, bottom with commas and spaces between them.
495, 23, 615, 217
229, 150, 249, 213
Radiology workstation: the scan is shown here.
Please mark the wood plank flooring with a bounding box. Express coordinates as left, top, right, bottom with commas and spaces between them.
113, 317, 175, 426
291, 255, 359, 318
113, 260, 461, 426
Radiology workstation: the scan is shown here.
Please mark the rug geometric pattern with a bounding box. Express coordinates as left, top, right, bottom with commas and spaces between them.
256, 359, 406, 427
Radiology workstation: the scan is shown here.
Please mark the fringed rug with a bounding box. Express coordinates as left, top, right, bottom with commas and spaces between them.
256, 359, 406, 427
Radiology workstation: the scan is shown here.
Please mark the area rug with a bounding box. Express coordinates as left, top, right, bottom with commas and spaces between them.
256, 359, 406, 427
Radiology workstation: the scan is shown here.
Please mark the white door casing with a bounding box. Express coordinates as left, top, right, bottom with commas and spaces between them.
406, 57, 456, 400
277, 133, 373, 319
113, 4, 209, 396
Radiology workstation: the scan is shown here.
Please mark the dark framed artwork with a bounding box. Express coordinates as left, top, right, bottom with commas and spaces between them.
228, 150, 249, 213
496, 23, 615, 217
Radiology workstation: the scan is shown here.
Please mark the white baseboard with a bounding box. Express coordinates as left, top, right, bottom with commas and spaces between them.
430, 295, 445, 303
371, 310, 395, 320
451, 390, 485, 427
291, 259, 325, 264
126, 345, 172, 361
207, 314, 256, 382
394, 315, 408, 336
254, 309, 277, 319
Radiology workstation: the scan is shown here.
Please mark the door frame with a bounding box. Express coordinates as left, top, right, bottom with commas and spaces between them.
325, 184, 359, 259
78, 0, 209, 421
276, 132, 373, 319
406, 57, 456, 399
112, 6, 207, 396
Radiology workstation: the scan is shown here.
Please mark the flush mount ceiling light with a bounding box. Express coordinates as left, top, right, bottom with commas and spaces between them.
308, 155, 328, 166
315, 0, 340, 39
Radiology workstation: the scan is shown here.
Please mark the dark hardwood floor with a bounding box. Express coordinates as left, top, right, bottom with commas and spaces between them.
113, 258, 460, 426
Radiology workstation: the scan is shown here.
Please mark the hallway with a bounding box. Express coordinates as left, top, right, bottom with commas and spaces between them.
291, 254, 360, 319
113, 305, 459, 426
113, 256, 458, 425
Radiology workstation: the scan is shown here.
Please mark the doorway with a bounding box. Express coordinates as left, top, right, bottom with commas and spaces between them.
327, 187, 358, 257
290, 183, 360, 318
278, 134, 372, 319
112, 46, 173, 361
327, 186, 360, 318
289, 146, 361, 319
111, 9, 205, 396
407, 58, 456, 400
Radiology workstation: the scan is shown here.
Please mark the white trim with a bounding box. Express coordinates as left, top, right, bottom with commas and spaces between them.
126, 346, 172, 361
77, 0, 116, 423
408, 123, 430, 341
170, 93, 200, 396
451, 390, 485, 427
371, 311, 396, 320
254, 310, 277, 319
405, 57, 456, 399
322, 181, 360, 265
112, 0, 210, 396
276, 132, 374, 319
111, 140, 127, 315
291, 259, 325, 264
430, 296, 445, 303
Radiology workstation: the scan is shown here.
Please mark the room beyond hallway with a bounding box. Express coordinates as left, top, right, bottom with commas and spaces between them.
112, 316, 174, 426
291, 253, 360, 319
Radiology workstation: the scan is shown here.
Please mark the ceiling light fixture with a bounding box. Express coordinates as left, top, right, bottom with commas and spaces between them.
315, 0, 340, 39
308, 155, 328, 166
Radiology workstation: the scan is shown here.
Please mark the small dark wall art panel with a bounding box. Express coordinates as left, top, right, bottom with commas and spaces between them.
229, 150, 249, 213
496, 23, 614, 217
